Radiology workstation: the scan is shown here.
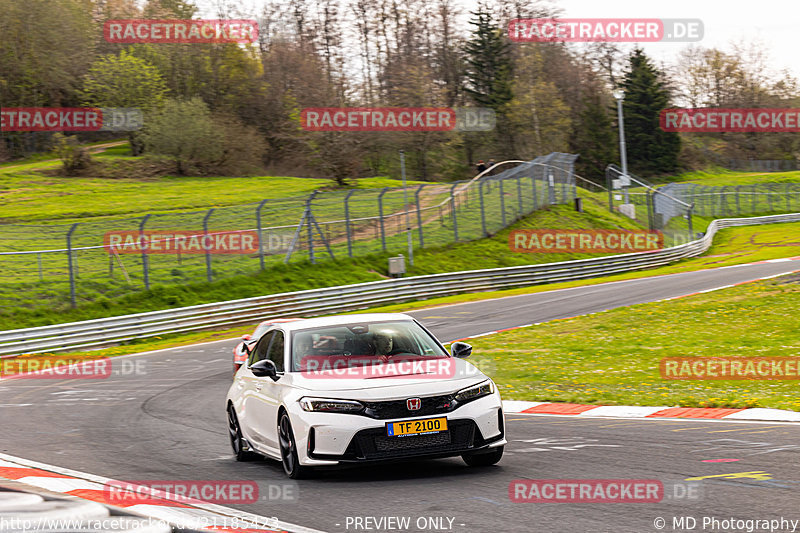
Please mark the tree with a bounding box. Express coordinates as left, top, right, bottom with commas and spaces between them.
569, 91, 617, 182
619, 48, 680, 175
143, 98, 221, 175
463, 6, 513, 112
81, 50, 169, 155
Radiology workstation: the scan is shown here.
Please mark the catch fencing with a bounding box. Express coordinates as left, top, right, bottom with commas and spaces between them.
657, 182, 800, 218
0, 153, 578, 308
1, 212, 797, 356
605, 165, 695, 245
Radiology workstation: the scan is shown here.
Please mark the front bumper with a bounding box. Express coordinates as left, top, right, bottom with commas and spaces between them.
290, 393, 505, 466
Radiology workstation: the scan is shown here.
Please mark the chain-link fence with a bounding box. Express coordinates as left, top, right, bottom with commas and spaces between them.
605, 164, 695, 246
658, 182, 800, 218
0, 153, 579, 308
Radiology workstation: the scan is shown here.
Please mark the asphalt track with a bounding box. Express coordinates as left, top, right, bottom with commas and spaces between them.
2, 259, 800, 533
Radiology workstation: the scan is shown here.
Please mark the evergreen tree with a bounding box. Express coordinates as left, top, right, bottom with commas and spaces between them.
619, 48, 680, 175
569, 90, 617, 183
463, 7, 513, 112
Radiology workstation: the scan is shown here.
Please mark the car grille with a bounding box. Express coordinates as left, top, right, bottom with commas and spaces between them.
348, 420, 476, 460
361, 393, 456, 420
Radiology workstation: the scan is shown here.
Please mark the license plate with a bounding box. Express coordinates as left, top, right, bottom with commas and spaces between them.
386, 417, 448, 437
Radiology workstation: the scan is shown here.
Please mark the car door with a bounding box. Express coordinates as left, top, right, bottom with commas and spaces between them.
240, 330, 274, 449
247, 329, 287, 454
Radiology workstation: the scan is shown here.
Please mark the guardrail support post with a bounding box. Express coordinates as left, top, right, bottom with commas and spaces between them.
344, 190, 355, 257
66, 223, 79, 308
415, 185, 425, 248
203, 209, 215, 282
139, 214, 151, 290
451, 183, 459, 241
256, 200, 268, 270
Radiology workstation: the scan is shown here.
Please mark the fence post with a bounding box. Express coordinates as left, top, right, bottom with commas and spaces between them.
37, 253, 44, 281
203, 208, 214, 282
344, 190, 355, 257
646, 190, 655, 230
548, 171, 556, 205
307, 192, 317, 264
450, 183, 459, 241
532, 175, 538, 209
516, 175, 523, 216
479, 180, 488, 237
787, 183, 791, 212
415, 185, 425, 248
66, 223, 79, 308
499, 178, 507, 227
139, 214, 151, 290
752, 184, 757, 213
378, 187, 389, 252
735, 186, 741, 215
606, 170, 614, 211
767, 184, 773, 212
256, 200, 267, 270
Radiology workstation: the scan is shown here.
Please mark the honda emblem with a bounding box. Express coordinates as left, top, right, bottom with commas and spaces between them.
407, 398, 421, 411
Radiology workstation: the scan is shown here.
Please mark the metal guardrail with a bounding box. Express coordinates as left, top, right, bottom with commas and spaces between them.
2, 212, 799, 356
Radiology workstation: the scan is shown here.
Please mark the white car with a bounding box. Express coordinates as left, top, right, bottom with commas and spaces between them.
225, 313, 506, 478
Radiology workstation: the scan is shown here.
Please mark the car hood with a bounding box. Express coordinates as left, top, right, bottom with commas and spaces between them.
284, 357, 488, 396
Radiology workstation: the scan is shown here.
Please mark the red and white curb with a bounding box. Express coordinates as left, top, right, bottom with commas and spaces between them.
0, 453, 322, 533
502, 400, 800, 422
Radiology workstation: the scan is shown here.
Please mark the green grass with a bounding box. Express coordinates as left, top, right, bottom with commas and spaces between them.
0, 198, 649, 329
0, 170, 427, 224
465, 275, 800, 411
664, 167, 800, 186
367, 220, 800, 314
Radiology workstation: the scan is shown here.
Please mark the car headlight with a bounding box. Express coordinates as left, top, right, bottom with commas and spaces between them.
455, 380, 495, 402
299, 397, 365, 413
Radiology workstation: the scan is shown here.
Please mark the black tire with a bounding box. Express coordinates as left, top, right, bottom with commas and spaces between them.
462, 446, 504, 467
227, 405, 260, 461
278, 412, 312, 479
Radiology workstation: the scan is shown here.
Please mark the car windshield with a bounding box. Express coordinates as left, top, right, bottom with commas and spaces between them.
290, 320, 448, 372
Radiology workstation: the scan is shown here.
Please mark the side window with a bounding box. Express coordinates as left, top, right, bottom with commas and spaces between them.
267, 331, 285, 373
248, 331, 274, 367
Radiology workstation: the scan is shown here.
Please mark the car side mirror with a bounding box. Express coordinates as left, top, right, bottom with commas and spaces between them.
451, 342, 472, 358
250, 359, 278, 380
242, 334, 252, 341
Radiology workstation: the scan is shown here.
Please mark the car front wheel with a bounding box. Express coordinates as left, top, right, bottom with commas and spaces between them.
278, 412, 312, 479
462, 446, 503, 467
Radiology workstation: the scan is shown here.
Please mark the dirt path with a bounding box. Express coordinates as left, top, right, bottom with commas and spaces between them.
0, 141, 127, 172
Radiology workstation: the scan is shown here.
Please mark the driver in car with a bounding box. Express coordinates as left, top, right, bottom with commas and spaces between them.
373, 330, 399, 357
